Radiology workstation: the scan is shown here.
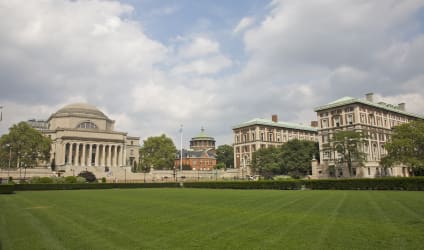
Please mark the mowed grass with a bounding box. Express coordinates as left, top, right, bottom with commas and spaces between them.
1, 189, 424, 250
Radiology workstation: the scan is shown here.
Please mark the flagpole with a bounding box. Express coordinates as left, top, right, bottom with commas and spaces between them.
180, 124, 183, 172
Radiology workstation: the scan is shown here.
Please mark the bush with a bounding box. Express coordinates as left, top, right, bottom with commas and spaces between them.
78, 171, 96, 183
0, 184, 14, 194
101, 177, 106, 183
76, 177, 86, 183
64, 176, 77, 184
304, 177, 424, 190
184, 180, 303, 190
14, 182, 180, 191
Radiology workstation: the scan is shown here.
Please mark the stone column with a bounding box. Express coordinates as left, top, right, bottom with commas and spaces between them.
123, 145, 127, 167
81, 144, 86, 166
88, 144, 92, 167
118, 146, 122, 166
75, 143, 80, 166
67, 143, 72, 165
95, 144, 99, 166
99, 144, 105, 167
62, 143, 67, 165
113, 145, 118, 167
107, 145, 112, 166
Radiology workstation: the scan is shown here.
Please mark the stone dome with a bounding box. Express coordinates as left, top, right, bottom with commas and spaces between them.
49, 103, 110, 121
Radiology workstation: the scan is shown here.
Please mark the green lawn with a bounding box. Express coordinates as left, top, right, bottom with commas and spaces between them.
1, 189, 423, 250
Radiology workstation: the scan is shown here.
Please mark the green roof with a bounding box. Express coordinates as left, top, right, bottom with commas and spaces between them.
232, 118, 317, 132
314, 96, 424, 119
192, 127, 214, 140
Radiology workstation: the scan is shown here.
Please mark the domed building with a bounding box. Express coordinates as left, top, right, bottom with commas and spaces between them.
42, 103, 139, 173
175, 127, 217, 171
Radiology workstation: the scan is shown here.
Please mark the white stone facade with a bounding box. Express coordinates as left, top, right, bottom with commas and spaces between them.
42, 103, 140, 172
312, 93, 423, 178
232, 115, 318, 172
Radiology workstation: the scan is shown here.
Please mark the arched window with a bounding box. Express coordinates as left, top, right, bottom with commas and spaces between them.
77, 121, 97, 129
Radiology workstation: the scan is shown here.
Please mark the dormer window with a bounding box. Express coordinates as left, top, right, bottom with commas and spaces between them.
77, 121, 97, 129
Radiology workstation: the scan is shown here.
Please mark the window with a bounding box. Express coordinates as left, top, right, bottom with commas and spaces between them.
347, 114, 353, 125
322, 135, 329, 143
261, 133, 265, 141
77, 121, 97, 129
268, 133, 273, 142
321, 119, 328, 128
251, 132, 255, 141
334, 116, 340, 127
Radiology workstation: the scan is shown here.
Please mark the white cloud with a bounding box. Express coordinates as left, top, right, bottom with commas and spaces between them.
1, 0, 424, 146
178, 37, 220, 58
172, 55, 232, 75
233, 17, 255, 34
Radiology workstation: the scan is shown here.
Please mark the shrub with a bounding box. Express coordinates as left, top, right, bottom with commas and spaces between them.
76, 177, 86, 183
101, 177, 106, 183
65, 176, 77, 184
78, 171, 97, 183
0, 184, 14, 194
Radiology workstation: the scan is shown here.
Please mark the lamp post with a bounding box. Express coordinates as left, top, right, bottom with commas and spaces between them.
124, 167, 127, 183
6, 144, 11, 178
180, 124, 183, 172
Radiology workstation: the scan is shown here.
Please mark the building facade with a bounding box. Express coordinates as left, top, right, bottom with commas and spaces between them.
232, 115, 318, 172
312, 93, 424, 178
38, 103, 139, 173
175, 127, 217, 171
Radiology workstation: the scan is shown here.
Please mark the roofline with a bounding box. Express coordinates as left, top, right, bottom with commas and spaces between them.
314, 98, 424, 119
232, 119, 317, 132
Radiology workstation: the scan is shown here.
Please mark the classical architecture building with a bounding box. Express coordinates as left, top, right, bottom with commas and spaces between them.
312, 93, 424, 178
35, 103, 140, 174
232, 115, 318, 171
175, 127, 217, 171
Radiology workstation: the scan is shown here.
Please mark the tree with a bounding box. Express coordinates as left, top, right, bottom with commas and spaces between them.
251, 146, 282, 178
216, 144, 234, 169
139, 134, 177, 170
0, 122, 51, 169
331, 130, 367, 177
381, 120, 424, 175
251, 140, 320, 179
280, 139, 319, 178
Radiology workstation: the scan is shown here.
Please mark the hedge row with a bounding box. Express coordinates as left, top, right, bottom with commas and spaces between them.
304, 177, 424, 190
183, 181, 302, 190
0, 184, 14, 194
2, 177, 424, 193
183, 178, 424, 191
13, 182, 180, 191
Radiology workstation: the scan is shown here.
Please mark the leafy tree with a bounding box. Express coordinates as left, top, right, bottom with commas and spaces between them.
0, 122, 51, 169
251, 140, 320, 179
216, 144, 234, 169
331, 130, 367, 177
215, 162, 226, 169
381, 120, 424, 175
251, 146, 282, 178
139, 134, 177, 170
280, 139, 319, 178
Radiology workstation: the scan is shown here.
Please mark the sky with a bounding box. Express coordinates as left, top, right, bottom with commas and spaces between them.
1, 0, 424, 147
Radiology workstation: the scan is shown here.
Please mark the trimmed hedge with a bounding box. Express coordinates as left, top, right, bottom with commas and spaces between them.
183, 180, 303, 190
4, 177, 424, 192
0, 184, 15, 194
14, 182, 180, 191
305, 177, 424, 191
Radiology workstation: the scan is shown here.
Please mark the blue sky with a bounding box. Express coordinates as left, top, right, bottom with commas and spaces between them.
1, 0, 424, 146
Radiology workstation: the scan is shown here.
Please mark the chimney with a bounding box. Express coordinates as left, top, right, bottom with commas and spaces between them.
365, 93, 374, 102
272, 114, 278, 122
310, 121, 318, 127
398, 103, 406, 111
